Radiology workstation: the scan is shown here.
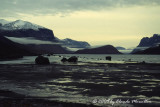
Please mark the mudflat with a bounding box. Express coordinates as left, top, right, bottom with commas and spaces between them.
0, 63, 160, 107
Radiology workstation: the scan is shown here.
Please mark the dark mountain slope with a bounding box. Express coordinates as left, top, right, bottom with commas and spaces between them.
75, 45, 121, 54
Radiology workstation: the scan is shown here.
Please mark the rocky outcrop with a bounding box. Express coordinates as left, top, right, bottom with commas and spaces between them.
68, 56, 78, 62
131, 34, 160, 54
138, 34, 160, 47
61, 56, 78, 63
61, 58, 68, 62
75, 45, 121, 54
35, 56, 50, 64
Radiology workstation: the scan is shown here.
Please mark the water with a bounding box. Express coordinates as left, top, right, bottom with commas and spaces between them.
0, 54, 160, 64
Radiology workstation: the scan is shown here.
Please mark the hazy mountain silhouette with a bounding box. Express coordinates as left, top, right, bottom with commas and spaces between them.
133, 45, 160, 54
138, 34, 160, 47
75, 45, 121, 54
131, 34, 160, 54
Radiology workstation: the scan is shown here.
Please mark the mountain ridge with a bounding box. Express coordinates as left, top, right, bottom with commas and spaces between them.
131, 34, 160, 54
138, 34, 160, 47
75, 45, 121, 54
0, 19, 44, 31
133, 45, 160, 55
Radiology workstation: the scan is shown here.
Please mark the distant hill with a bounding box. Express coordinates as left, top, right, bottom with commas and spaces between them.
116, 47, 126, 50
133, 45, 160, 54
75, 45, 121, 54
59, 38, 90, 48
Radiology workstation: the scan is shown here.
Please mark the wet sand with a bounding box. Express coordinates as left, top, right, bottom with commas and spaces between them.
0, 62, 160, 107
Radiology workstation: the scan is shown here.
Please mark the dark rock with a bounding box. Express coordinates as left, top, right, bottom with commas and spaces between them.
106, 56, 111, 61
68, 56, 78, 62
61, 58, 68, 62
35, 56, 50, 65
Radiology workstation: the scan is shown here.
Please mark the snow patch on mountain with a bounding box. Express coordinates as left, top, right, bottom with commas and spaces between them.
0, 19, 11, 25
0, 19, 44, 31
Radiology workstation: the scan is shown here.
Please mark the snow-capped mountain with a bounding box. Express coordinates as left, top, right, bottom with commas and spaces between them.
0, 19, 11, 25
0, 19, 55, 41
0, 19, 44, 31
0, 19, 91, 55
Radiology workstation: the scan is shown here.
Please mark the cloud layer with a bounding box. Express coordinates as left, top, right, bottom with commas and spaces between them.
1, 0, 160, 17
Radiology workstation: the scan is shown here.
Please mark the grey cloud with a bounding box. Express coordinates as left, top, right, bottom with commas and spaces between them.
1, 0, 160, 17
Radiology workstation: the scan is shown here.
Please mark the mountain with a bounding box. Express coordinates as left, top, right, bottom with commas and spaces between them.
131, 34, 160, 54
59, 38, 90, 48
0, 19, 91, 52
0, 36, 35, 59
25, 44, 70, 54
116, 47, 126, 50
0, 19, 44, 31
0, 19, 10, 25
0, 19, 56, 42
133, 45, 160, 54
0, 19, 72, 57
138, 34, 160, 47
75, 45, 121, 54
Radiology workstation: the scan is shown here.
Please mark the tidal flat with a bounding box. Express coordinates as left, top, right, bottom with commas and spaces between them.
0, 62, 160, 107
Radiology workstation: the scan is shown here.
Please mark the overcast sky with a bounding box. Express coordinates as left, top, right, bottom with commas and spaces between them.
1, 0, 160, 48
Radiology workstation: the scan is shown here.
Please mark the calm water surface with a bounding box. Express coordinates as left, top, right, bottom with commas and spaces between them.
0, 54, 160, 64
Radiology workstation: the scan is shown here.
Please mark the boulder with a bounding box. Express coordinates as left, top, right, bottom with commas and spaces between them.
106, 56, 111, 61
35, 55, 50, 65
61, 57, 68, 62
68, 56, 78, 62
